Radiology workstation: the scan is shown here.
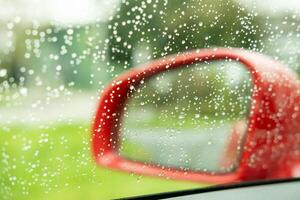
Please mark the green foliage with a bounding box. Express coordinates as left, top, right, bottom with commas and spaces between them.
126, 62, 252, 120
0, 24, 109, 89
108, 0, 264, 67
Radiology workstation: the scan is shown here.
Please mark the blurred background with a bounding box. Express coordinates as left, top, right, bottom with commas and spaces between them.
1, 0, 300, 199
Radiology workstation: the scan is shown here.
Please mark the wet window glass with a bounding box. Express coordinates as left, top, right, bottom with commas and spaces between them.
1, 0, 300, 199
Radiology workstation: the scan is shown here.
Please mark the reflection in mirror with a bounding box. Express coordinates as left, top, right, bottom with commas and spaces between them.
119, 60, 252, 173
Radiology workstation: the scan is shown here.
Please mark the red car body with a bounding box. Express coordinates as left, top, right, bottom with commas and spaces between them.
92, 48, 300, 184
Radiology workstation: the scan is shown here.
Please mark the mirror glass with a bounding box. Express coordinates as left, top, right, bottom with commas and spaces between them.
119, 60, 252, 173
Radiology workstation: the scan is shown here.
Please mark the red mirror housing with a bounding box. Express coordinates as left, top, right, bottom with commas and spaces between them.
92, 48, 300, 184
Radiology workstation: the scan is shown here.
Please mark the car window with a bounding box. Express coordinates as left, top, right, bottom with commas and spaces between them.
1, 0, 300, 199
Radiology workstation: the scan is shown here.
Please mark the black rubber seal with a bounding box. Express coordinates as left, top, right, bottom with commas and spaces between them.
118, 177, 300, 200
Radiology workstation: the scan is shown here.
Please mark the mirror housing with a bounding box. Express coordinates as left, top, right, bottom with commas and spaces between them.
92, 48, 300, 183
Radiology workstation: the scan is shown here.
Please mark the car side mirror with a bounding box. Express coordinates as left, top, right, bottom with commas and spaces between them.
92, 48, 300, 184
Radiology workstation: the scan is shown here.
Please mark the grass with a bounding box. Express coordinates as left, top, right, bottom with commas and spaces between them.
124, 111, 241, 130
0, 122, 208, 200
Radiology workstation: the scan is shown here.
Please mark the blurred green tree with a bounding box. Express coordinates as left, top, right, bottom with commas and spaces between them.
107, 0, 263, 69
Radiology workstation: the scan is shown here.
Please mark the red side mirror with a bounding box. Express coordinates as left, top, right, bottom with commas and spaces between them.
92, 48, 300, 184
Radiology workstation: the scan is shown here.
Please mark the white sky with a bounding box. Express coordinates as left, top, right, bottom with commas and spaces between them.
0, 0, 120, 25
0, 0, 299, 25
239, 0, 300, 14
